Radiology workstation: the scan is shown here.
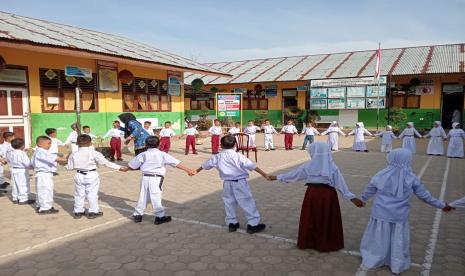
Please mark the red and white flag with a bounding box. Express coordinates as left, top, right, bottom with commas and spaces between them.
374, 43, 381, 80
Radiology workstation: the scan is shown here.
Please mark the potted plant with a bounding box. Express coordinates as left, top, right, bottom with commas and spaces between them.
385, 107, 407, 134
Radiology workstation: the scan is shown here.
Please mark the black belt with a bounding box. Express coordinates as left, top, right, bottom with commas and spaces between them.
12, 167, 26, 169
77, 169, 96, 175
143, 174, 165, 190
36, 171, 53, 174
226, 178, 245, 182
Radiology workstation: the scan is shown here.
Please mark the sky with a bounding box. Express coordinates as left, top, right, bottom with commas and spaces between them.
2, 0, 465, 63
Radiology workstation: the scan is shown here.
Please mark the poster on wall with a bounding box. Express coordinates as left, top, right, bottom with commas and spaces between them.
310, 99, 327, 109
97, 61, 118, 92
346, 86, 366, 98
366, 98, 386, 109
310, 88, 327, 98
366, 85, 387, 97
328, 87, 345, 98
216, 94, 242, 118
346, 98, 366, 109
167, 71, 182, 96
265, 84, 278, 98
328, 98, 345, 109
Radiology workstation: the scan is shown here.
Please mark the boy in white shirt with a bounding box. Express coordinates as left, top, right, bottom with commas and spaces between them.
82, 126, 97, 139
281, 119, 299, 150
193, 135, 268, 234
65, 123, 79, 153
7, 138, 35, 205
67, 134, 128, 219
45, 128, 64, 155
228, 122, 241, 135
262, 119, 278, 151
144, 121, 153, 136
244, 120, 261, 148
183, 122, 199, 155
0, 131, 15, 190
208, 119, 223, 154
129, 136, 195, 224
301, 122, 320, 150
376, 125, 397, 153
32, 136, 67, 214
159, 121, 176, 153
103, 121, 124, 161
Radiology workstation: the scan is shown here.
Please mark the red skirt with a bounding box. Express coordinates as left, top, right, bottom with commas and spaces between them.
297, 184, 344, 252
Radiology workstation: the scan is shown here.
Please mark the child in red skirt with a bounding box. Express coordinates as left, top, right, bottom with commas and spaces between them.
103, 121, 124, 161
208, 119, 223, 154
183, 122, 199, 155
268, 141, 363, 252
159, 121, 176, 153
280, 119, 299, 150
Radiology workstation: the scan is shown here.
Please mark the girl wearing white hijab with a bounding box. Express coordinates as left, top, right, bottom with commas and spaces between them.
446, 122, 465, 158
268, 142, 363, 252
348, 122, 373, 152
358, 148, 450, 275
321, 121, 346, 151
398, 122, 422, 154
424, 121, 447, 155
376, 125, 397, 153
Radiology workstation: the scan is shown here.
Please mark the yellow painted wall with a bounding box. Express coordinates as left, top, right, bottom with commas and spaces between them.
0, 47, 183, 113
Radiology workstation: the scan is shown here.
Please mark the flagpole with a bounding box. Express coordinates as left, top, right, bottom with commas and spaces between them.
376, 43, 381, 133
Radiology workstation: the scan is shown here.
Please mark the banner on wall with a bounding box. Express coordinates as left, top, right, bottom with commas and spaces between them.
97, 61, 118, 92
216, 93, 242, 118
310, 99, 327, 109
346, 98, 366, 109
167, 71, 182, 96
366, 98, 385, 109
328, 98, 345, 109
265, 84, 278, 98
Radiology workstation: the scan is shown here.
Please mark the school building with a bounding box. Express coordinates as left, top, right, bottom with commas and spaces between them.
0, 11, 226, 147
184, 43, 465, 130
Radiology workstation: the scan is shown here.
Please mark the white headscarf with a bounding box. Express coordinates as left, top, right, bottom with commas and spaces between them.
407, 122, 414, 127
370, 148, 417, 198
434, 121, 441, 127
386, 125, 393, 130
304, 142, 338, 182
452, 122, 460, 129
330, 121, 338, 127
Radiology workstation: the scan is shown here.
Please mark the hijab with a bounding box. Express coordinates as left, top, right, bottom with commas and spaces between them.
407, 122, 414, 127
118, 113, 137, 138
304, 142, 338, 182
386, 125, 393, 130
371, 148, 417, 198
330, 121, 338, 127
452, 122, 460, 129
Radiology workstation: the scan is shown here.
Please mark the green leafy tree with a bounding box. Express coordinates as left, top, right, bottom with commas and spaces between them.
386, 107, 407, 132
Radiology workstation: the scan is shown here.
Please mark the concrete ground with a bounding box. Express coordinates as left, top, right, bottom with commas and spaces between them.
0, 134, 464, 276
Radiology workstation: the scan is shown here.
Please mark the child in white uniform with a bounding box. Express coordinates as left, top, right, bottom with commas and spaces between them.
208, 119, 223, 154
159, 121, 176, 153
301, 122, 320, 150
348, 122, 373, 152
321, 121, 346, 151
7, 138, 35, 205
0, 131, 15, 189
281, 119, 298, 150
67, 134, 128, 219
262, 119, 278, 151
183, 122, 199, 155
446, 122, 465, 158
45, 128, 64, 155
424, 121, 447, 155
194, 135, 268, 234
244, 121, 260, 148
376, 125, 397, 153
65, 123, 80, 153
129, 136, 195, 224
32, 136, 67, 214
228, 122, 241, 135
398, 122, 422, 154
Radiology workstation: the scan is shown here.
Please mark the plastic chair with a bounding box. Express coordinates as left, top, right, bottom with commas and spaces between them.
234, 133, 258, 162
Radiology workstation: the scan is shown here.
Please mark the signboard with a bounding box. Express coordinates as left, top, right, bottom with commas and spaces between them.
283, 89, 297, 97
97, 61, 118, 92
366, 85, 387, 97
443, 84, 464, 93
168, 71, 182, 96
217, 93, 241, 118
366, 98, 385, 109
346, 86, 366, 97
296, 85, 308, 91
310, 76, 387, 87
310, 99, 327, 109
233, 88, 247, 93
0, 69, 27, 84
415, 85, 434, 95
328, 87, 345, 98
328, 98, 345, 109
310, 88, 327, 98
265, 84, 278, 97
65, 65, 92, 78
346, 98, 366, 109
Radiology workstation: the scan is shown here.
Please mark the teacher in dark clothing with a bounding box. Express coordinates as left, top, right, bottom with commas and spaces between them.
118, 113, 150, 155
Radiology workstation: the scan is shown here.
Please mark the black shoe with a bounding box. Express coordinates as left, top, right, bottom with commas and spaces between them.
110, 157, 115, 161
0, 189, 7, 194
271, 148, 276, 151
87, 212, 104, 219
18, 199, 36, 205
133, 215, 143, 223
356, 150, 361, 152
154, 216, 172, 225
228, 223, 240, 232
0, 182, 9, 189
74, 212, 86, 219
53, 172, 59, 176
117, 158, 123, 161
38, 207, 59, 215
364, 150, 369, 152
247, 223, 266, 234
13, 199, 18, 204
265, 149, 270, 152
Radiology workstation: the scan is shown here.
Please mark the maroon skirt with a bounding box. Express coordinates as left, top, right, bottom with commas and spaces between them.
297, 184, 344, 252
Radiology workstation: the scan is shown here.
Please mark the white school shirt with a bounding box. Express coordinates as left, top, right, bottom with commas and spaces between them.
377, 131, 397, 145
64, 131, 78, 145
67, 147, 121, 171
208, 126, 223, 136
103, 128, 124, 139
450, 196, 465, 208
282, 125, 298, 134
128, 148, 180, 176
184, 128, 199, 136
399, 128, 421, 138
0, 142, 12, 158
302, 127, 319, 136
447, 128, 465, 138
48, 137, 64, 154
159, 128, 176, 138
263, 125, 278, 134
32, 147, 58, 173
244, 126, 260, 135
202, 149, 257, 181
228, 127, 241, 135
6, 149, 31, 169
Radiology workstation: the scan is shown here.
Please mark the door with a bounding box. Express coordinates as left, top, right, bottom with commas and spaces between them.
441, 84, 464, 129
0, 87, 30, 147
282, 89, 298, 124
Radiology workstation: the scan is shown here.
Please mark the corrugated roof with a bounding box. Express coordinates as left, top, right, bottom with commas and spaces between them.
0, 11, 227, 76
184, 43, 465, 85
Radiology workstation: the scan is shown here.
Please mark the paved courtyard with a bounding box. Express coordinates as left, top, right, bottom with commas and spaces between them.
0, 134, 464, 276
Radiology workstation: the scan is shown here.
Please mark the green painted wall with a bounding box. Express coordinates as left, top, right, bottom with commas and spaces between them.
31, 111, 184, 144
358, 109, 389, 128
185, 109, 283, 127
317, 110, 340, 116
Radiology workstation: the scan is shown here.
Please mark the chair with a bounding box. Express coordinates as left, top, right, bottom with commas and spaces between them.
234, 133, 258, 162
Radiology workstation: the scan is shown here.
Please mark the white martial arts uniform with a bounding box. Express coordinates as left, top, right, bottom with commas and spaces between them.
398, 125, 422, 154
32, 147, 58, 211
65, 130, 79, 153
262, 125, 278, 150
67, 147, 121, 213
0, 142, 9, 185
360, 149, 445, 274
6, 149, 31, 203
446, 127, 465, 158
425, 124, 447, 155
450, 196, 465, 208
128, 148, 180, 217
348, 124, 372, 151
244, 126, 260, 147
377, 130, 397, 153
47, 137, 64, 155
321, 123, 346, 151
201, 149, 261, 226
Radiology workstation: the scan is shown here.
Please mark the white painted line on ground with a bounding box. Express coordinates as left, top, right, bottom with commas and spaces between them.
420, 158, 450, 276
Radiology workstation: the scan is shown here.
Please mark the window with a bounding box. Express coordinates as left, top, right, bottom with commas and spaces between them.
190, 98, 214, 110
242, 90, 268, 110
390, 94, 420, 108
122, 78, 170, 112
40, 68, 98, 112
